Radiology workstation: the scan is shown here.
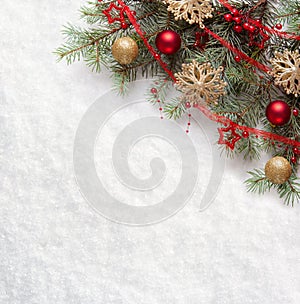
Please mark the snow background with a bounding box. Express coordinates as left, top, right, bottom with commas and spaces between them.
1, 0, 299, 303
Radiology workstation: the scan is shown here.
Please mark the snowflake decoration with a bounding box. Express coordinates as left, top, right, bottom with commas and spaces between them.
175, 60, 226, 105
165, 0, 213, 28
269, 50, 300, 97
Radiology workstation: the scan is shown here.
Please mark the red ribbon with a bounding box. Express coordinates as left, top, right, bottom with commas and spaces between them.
197, 105, 300, 148
114, 0, 300, 149
204, 27, 270, 72
118, 1, 177, 82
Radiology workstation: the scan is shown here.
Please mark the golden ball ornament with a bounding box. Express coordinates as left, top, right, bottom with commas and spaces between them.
265, 156, 292, 184
111, 37, 139, 65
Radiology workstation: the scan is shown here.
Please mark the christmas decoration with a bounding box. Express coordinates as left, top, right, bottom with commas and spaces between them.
265, 156, 292, 185
269, 50, 300, 97
56, 0, 300, 206
175, 60, 226, 105
112, 37, 139, 64
155, 30, 181, 55
165, 0, 213, 28
265, 100, 291, 126
218, 124, 241, 150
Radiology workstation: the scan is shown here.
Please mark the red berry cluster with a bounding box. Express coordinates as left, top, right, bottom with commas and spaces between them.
291, 146, 300, 164
223, 9, 280, 55
226, 10, 261, 32
224, 9, 257, 34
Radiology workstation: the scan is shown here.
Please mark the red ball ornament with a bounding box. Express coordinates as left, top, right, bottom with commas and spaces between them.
266, 100, 291, 126
275, 23, 282, 30
155, 30, 181, 55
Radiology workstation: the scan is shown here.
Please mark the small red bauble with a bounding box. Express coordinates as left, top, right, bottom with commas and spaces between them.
224, 13, 233, 22
155, 30, 181, 55
185, 102, 191, 108
121, 22, 128, 29
234, 55, 241, 62
242, 131, 249, 138
293, 147, 300, 155
275, 23, 282, 30
233, 25, 243, 33
266, 100, 291, 126
151, 88, 157, 94
293, 109, 299, 116
291, 156, 297, 164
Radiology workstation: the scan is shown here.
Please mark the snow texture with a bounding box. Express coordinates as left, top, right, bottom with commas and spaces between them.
0, 1, 299, 303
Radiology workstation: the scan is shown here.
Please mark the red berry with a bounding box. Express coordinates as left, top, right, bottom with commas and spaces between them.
154, 53, 160, 59
254, 19, 261, 25
185, 102, 191, 108
242, 131, 249, 138
121, 22, 128, 29
232, 9, 239, 16
291, 156, 297, 164
151, 88, 157, 94
234, 55, 241, 62
293, 147, 300, 155
233, 25, 243, 33
275, 23, 282, 30
293, 109, 299, 116
224, 14, 233, 22
243, 22, 250, 30
233, 17, 242, 24
248, 25, 256, 33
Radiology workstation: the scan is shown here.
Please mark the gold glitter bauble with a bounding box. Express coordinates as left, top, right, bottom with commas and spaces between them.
112, 37, 138, 65
265, 156, 292, 185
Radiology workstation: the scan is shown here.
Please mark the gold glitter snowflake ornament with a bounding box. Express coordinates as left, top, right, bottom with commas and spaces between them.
269, 50, 300, 97
165, 0, 213, 28
175, 60, 226, 105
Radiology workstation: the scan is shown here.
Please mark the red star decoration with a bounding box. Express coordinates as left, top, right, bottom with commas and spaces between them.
103, 2, 126, 24
218, 125, 241, 150
193, 32, 209, 50
249, 28, 270, 49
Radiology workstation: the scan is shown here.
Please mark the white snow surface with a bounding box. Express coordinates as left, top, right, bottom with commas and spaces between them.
0, 1, 299, 303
